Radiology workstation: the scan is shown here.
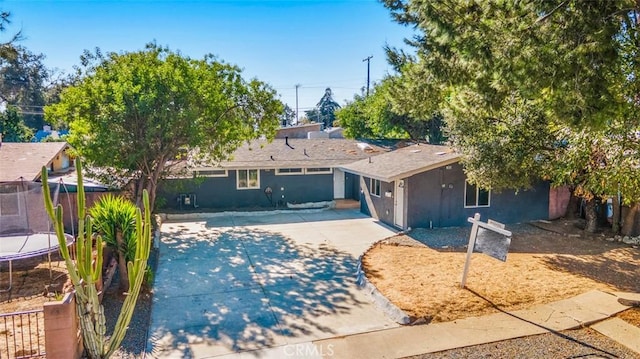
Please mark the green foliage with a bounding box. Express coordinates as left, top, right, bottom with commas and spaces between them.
45, 43, 283, 209
279, 104, 297, 127
306, 88, 340, 128
382, 0, 640, 198
384, 0, 629, 127
446, 91, 555, 190
337, 78, 444, 141
0, 106, 33, 142
41, 157, 151, 359
0, 11, 21, 61
0, 46, 49, 129
143, 267, 154, 290
304, 108, 321, 123
90, 194, 137, 262
337, 85, 408, 139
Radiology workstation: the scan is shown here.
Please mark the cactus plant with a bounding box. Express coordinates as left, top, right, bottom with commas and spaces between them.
42, 158, 151, 359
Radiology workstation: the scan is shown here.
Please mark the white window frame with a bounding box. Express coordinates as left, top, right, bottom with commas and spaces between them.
194, 169, 228, 177
370, 178, 381, 197
305, 167, 333, 174
464, 181, 491, 208
275, 168, 304, 176
236, 169, 260, 189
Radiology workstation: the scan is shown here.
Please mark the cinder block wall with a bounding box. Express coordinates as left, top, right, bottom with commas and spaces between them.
44, 293, 83, 359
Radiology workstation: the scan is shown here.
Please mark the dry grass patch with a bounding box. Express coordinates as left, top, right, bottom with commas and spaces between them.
363, 227, 640, 324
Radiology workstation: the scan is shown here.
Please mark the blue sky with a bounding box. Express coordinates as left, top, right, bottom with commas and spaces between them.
5, 0, 414, 117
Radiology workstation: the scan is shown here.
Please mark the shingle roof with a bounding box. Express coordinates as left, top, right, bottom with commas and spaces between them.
196, 138, 391, 170
0, 142, 70, 182
339, 143, 461, 182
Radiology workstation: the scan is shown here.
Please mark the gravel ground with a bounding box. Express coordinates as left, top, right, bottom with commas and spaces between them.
103, 289, 152, 359
405, 328, 640, 359
103, 247, 158, 359
404, 223, 545, 249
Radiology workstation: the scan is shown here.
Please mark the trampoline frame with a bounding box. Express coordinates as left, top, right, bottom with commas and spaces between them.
0, 232, 74, 293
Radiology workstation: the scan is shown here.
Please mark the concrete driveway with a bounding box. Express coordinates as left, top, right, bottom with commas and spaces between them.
146, 209, 399, 358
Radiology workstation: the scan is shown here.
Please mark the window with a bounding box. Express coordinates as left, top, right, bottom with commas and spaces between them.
370, 178, 381, 197
276, 168, 304, 175
465, 181, 490, 207
305, 167, 332, 174
194, 169, 228, 177
237, 169, 260, 189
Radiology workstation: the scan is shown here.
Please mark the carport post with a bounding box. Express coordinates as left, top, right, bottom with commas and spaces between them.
460, 213, 481, 288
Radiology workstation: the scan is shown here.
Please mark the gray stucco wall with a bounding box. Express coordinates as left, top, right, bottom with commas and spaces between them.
405, 163, 550, 228
158, 169, 334, 210
357, 163, 549, 229
360, 176, 395, 226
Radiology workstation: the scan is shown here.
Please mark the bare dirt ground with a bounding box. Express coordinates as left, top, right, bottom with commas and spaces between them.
0, 255, 68, 313
363, 220, 640, 325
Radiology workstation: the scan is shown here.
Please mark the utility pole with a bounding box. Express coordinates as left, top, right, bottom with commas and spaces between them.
295, 84, 301, 125
362, 55, 373, 97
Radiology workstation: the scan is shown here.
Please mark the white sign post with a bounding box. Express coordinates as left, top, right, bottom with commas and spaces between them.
460, 213, 512, 288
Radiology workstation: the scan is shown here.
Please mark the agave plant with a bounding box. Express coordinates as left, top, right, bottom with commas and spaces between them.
90, 194, 137, 291
42, 157, 151, 359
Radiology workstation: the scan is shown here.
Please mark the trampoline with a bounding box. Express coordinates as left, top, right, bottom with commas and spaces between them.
0, 232, 74, 292
0, 179, 76, 293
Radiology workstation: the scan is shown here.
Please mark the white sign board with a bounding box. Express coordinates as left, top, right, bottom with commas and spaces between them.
460, 213, 512, 288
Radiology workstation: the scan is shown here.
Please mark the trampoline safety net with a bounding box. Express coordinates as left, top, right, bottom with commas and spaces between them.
0, 181, 52, 236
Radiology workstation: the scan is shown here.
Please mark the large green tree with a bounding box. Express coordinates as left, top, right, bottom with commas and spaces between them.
383, 0, 626, 127
46, 43, 283, 209
0, 46, 50, 129
383, 0, 640, 232
337, 76, 445, 141
307, 87, 341, 128
0, 106, 33, 142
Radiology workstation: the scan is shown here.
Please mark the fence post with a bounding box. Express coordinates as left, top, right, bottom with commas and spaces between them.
43, 292, 83, 359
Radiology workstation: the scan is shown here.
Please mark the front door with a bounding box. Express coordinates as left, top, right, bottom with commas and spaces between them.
394, 179, 405, 228
344, 173, 354, 199
333, 169, 345, 199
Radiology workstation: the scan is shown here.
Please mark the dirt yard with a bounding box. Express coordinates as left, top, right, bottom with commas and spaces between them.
362, 220, 640, 324
0, 255, 69, 313
0, 252, 152, 358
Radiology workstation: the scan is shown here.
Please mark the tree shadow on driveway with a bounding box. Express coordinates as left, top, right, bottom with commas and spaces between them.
147, 223, 371, 358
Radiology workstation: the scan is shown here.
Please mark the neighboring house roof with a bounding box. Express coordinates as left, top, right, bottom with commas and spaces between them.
340, 143, 461, 182
195, 138, 392, 170
32, 129, 70, 142
275, 123, 323, 139
0, 142, 70, 182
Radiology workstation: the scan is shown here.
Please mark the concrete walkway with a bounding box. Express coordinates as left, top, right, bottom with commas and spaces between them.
146, 209, 400, 358
210, 290, 638, 359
